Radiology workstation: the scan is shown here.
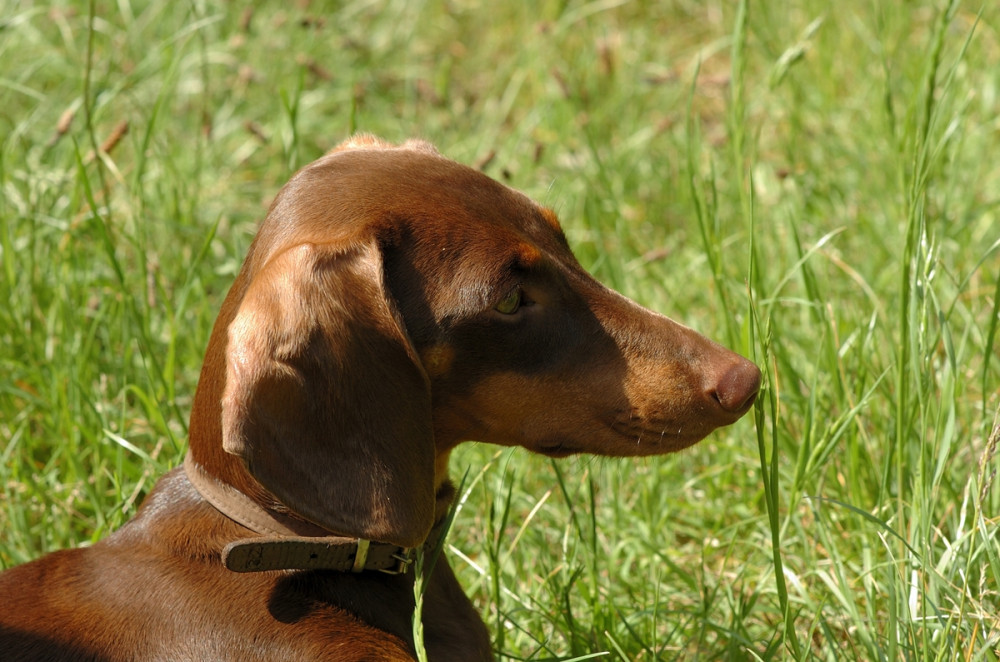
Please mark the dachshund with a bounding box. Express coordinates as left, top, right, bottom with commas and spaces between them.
0, 135, 760, 661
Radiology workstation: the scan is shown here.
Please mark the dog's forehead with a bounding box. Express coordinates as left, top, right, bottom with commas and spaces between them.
321, 147, 568, 246
254, 143, 573, 279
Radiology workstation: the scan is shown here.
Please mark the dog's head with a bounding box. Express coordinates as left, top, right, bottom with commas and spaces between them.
189, 135, 760, 547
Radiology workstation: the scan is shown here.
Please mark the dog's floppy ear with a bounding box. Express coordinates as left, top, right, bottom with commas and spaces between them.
220, 240, 435, 548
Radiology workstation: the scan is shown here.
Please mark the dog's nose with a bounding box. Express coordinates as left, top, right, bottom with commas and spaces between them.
708, 358, 761, 418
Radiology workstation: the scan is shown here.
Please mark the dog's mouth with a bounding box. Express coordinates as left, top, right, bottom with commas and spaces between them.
611, 418, 716, 453
532, 439, 581, 457
530, 419, 710, 458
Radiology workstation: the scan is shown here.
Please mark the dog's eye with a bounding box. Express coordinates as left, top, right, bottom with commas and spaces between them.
495, 288, 522, 315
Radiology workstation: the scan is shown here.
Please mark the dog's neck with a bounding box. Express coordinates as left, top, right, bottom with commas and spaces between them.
183, 453, 437, 574
183, 452, 328, 538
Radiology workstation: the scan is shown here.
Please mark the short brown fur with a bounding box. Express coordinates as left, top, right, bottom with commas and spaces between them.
0, 136, 760, 661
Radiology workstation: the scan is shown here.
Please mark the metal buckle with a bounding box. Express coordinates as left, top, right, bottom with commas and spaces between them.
378, 548, 415, 575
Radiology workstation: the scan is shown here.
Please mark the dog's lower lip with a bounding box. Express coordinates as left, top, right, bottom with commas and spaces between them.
608, 417, 708, 443
535, 440, 578, 456
609, 425, 708, 453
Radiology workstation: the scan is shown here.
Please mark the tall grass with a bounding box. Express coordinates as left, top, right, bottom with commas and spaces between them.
1, 1, 997, 659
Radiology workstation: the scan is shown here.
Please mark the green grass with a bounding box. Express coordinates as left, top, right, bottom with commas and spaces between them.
2, 0, 998, 659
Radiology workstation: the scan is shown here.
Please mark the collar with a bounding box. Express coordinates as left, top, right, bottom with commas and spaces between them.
183, 452, 420, 574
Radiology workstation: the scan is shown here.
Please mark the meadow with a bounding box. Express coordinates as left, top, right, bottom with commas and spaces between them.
1, 1, 998, 659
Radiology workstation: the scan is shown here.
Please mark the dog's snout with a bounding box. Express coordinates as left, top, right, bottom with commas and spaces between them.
708, 357, 761, 418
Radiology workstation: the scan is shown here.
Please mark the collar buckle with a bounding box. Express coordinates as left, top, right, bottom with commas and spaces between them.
379, 548, 415, 575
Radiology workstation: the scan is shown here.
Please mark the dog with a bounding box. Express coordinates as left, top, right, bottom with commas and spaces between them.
0, 135, 760, 661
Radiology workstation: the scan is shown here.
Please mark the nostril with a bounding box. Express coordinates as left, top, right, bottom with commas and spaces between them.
711, 360, 762, 415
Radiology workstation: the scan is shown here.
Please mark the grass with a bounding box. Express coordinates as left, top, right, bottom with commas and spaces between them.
1, 0, 998, 659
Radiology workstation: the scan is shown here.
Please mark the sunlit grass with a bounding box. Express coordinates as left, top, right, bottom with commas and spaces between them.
1, 1, 998, 659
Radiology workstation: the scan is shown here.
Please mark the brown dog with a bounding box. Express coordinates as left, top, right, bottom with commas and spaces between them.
0, 135, 760, 661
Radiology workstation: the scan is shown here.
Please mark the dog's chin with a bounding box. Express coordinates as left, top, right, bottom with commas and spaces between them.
531, 440, 580, 458
530, 428, 712, 459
